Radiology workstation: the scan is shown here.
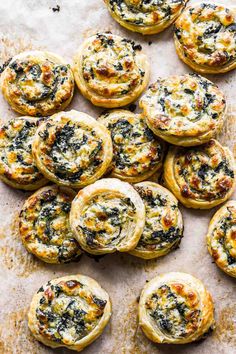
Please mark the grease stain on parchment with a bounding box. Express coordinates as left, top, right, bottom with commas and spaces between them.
0, 35, 43, 66
113, 300, 157, 354
215, 305, 236, 346
0, 308, 44, 354
0, 214, 42, 277
218, 103, 236, 157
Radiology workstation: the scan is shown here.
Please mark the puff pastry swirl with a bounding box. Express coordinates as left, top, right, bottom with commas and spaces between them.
19, 185, 81, 264
32, 110, 113, 189
70, 178, 145, 255
164, 139, 236, 209
104, 0, 188, 35
139, 272, 215, 344
0, 117, 48, 190
130, 182, 183, 259
28, 274, 111, 351
1, 51, 74, 116
139, 74, 226, 146
207, 200, 236, 278
174, 3, 236, 74
99, 110, 165, 182
73, 33, 150, 108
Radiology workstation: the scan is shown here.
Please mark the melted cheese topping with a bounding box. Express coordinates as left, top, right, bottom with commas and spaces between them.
140, 74, 226, 145
73, 33, 149, 107
19, 185, 81, 264
34, 278, 107, 345
145, 282, 200, 339
168, 140, 235, 203
207, 201, 236, 277
175, 3, 236, 69
0, 117, 47, 189
132, 182, 183, 258
105, 0, 188, 34
32, 111, 113, 188
70, 178, 145, 254
1, 51, 74, 116
139, 272, 215, 344
99, 110, 164, 181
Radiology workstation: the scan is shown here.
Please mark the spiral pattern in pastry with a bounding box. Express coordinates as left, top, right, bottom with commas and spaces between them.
28, 275, 111, 351
73, 33, 150, 108
130, 182, 183, 259
164, 139, 236, 209
174, 3, 236, 73
99, 110, 165, 182
69, 178, 145, 255
104, 0, 188, 34
139, 74, 226, 146
1, 51, 74, 116
0, 117, 48, 190
32, 110, 113, 188
207, 200, 236, 278
19, 185, 81, 264
139, 272, 215, 344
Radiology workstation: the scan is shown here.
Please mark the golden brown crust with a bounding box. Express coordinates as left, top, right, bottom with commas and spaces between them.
129, 182, 183, 259
104, 0, 188, 35
32, 110, 113, 189
1, 51, 74, 116
174, 3, 236, 74
69, 178, 145, 255
98, 110, 165, 182
19, 185, 82, 264
164, 139, 236, 209
73, 33, 150, 108
0, 116, 48, 190
139, 74, 226, 146
207, 200, 236, 278
139, 272, 215, 344
28, 274, 111, 351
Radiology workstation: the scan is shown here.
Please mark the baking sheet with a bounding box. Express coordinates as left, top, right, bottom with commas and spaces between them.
0, 0, 235, 353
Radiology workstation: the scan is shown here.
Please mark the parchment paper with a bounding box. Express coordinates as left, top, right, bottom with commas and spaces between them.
0, 1, 235, 353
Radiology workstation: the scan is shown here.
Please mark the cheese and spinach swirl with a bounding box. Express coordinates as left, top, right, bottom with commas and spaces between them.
19, 185, 82, 264
99, 110, 165, 182
28, 275, 111, 351
129, 182, 183, 259
174, 3, 236, 74
104, 0, 188, 35
0, 117, 48, 190
207, 200, 236, 278
32, 110, 113, 189
70, 178, 145, 255
73, 33, 150, 108
1, 51, 74, 116
139, 272, 215, 344
139, 74, 226, 146
164, 139, 236, 209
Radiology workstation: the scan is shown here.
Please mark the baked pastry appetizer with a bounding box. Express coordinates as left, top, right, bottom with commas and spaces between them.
130, 182, 183, 259
1, 51, 74, 116
32, 110, 113, 189
207, 200, 236, 278
99, 110, 165, 182
164, 139, 236, 209
73, 33, 150, 108
70, 178, 145, 255
19, 185, 81, 264
0, 117, 48, 190
139, 272, 215, 344
139, 74, 226, 146
174, 3, 236, 74
28, 274, 111, 351
104, 0, 188, 35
